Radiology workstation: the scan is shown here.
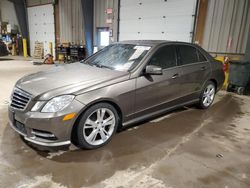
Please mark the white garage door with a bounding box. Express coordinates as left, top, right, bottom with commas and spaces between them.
28, 4, 55, 57
119, 0, 197, 42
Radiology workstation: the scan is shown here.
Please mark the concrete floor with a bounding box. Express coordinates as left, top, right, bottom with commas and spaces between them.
0, 58, 250, 188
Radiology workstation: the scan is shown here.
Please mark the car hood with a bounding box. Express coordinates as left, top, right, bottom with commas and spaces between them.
16, 63, 129, 100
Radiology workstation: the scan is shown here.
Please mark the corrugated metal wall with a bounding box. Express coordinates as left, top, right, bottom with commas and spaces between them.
94, 0, 117, 27
202, 0, 250, 55
59, 0, 85, 44
94, 0, 119, 45
94, 0, 109, 28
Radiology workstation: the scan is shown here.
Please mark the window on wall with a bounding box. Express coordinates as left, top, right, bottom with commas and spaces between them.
100, 31, 110, 47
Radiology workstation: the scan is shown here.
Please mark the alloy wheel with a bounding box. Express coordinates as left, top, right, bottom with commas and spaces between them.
83, 108, 116, 146
202, 84, 215, 107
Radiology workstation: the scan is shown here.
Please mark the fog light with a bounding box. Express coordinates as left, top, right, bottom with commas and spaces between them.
63, 113, 76, 121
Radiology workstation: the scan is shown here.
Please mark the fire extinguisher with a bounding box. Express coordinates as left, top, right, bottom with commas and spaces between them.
223, 56, 230, 73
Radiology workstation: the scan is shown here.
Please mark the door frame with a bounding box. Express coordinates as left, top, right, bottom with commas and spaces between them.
96, 27, 110, 49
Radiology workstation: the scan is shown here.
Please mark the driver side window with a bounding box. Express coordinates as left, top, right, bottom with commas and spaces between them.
148, 45, 177, 69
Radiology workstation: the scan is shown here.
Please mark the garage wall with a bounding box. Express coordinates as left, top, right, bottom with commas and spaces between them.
0, 0, 19, 27
59, 0, 85, 44
94, 0, 119, 45
119, 0, 197, 42
202, 0, 250, 55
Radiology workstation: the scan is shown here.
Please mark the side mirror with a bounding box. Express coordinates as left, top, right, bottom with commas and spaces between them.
145, 65, 163, 75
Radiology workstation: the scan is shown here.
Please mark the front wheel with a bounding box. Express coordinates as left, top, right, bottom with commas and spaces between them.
74, 103, 119, 149
198, 81, 216, 109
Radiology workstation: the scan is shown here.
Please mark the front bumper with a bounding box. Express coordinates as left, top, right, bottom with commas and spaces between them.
8, 119, 71, 146
8, 100, 84, 147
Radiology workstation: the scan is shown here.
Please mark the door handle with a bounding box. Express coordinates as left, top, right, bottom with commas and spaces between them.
201, 66, 207, 71
172, 73, 179, 79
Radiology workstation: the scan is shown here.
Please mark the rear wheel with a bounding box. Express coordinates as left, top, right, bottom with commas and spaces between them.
74, 103, 119, 149
198, 81, 216, 109
237, 87, 244, 95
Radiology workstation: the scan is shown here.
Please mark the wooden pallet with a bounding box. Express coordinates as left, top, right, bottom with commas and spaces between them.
33, 41, 44, 59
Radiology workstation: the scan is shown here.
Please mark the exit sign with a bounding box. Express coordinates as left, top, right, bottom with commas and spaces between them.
106, 8, 113, 14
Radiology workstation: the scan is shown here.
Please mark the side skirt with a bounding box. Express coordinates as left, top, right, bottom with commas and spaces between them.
122, 99, 199, 127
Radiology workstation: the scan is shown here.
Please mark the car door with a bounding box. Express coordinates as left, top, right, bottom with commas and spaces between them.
177, 45, 211, 100
134, 44, 182, 116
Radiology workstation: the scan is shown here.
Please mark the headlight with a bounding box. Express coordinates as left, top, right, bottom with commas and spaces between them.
41, 95, 75, 113
31, 101, 44, 112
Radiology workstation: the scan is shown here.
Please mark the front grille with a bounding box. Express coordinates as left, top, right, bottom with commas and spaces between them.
11, 88, 31, 110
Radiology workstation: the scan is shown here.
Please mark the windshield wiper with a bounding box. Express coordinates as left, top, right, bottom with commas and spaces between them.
81, 60, 95, 67
94, 64, 114, 70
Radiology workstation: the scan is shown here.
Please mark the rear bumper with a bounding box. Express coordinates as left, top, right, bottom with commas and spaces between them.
8, 100, 84, 147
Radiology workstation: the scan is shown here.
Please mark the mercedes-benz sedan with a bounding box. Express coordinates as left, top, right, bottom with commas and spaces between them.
9, 40, 225, 149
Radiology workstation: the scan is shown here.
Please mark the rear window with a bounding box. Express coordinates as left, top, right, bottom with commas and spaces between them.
178, 45, 199, 65
197, 50, 207, 62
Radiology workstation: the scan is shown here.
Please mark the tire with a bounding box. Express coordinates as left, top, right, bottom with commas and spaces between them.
74, 103, 119, 149
237, 87, 244, 95
198, 81, 216, 109
227, 84, 232, 92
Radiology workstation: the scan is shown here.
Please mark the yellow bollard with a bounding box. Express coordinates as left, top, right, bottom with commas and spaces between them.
49, 42, 53, 55
22, 38, 27, 58
223, 70, 229, 90
12, 44, 16, 56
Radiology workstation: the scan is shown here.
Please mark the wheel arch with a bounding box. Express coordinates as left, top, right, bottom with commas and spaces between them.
71, 99, 123, 142
209, 78, 218, 91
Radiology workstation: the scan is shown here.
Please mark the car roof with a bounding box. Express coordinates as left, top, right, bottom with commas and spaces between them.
117, 40, 213, 60
118, 40, 195, 47
119, 40, 167, 46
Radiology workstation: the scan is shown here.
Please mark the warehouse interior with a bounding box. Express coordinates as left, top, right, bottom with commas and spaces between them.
0, 0, 250, 187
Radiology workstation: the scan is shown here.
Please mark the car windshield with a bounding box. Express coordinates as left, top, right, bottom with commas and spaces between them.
82, 43, 151, 71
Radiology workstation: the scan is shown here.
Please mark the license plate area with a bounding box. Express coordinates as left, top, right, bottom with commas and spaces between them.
9, 109, 15, 123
